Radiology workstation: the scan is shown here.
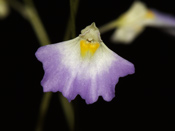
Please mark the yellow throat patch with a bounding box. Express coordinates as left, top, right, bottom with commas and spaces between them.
80, 39, 100, 58
145, 10, 155, 19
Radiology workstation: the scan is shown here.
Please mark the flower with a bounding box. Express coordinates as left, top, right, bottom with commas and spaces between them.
35, 23, 135, 104
99, 1, 175, 44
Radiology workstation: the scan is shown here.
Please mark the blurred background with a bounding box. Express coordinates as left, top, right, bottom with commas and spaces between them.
7, 0, 175, 130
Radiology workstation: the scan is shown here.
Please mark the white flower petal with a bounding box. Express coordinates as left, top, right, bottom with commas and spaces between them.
111, 25, 144, 43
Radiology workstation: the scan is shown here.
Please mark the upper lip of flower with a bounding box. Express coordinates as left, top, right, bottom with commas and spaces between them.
79, 23, 102, 43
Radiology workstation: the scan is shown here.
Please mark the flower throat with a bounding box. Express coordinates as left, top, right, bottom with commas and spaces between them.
80, 39, 100, 58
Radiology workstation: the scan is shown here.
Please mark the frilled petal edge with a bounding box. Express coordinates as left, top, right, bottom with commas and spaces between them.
36, 37, 135, 104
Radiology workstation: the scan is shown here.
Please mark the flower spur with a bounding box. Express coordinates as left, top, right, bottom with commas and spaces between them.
35, 23, 135, 104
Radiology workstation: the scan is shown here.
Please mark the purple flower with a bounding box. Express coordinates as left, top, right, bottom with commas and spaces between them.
35, 23, 135, 104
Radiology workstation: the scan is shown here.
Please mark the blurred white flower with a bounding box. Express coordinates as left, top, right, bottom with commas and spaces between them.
100, 1, 175, 44
0, 0, 9, 19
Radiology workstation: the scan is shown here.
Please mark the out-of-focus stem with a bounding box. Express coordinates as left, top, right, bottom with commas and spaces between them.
7, 0, 28, 18
24, 0, 50, 46
69, 0, 76, 38
35, 92, 52, 131
64, 0, 79, 40
9, 0, 52, 131
59, 94, 75, 131
23, 0, 52, 131
99, 19, 119, 34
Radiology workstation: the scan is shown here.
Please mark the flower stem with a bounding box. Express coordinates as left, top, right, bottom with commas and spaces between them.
35, 92, 52, 131
7, 0, 28, 19
23, 0, 50, 46
59, 94, 75, 131
23, 0, 52, 130
9, 0, 52, 131
70, 0, 76, 38
99, 19, 119, 34
64, 0, 79, 40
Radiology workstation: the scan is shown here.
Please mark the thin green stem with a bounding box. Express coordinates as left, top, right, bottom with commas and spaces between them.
7, 0, 28, 19
99, 19, 119, 34
35, 92, 52, 131
24, 0, 50, 46
70, 0, 76, 38
9, 0, 52, 131
23, 1, 52, 130
64, 0, 79, 40
59, 94, 75, 131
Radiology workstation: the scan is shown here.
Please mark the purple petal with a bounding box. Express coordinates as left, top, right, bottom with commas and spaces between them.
96, 54, 135, 102
35, 43, 69, 93
149, 9, 175, 27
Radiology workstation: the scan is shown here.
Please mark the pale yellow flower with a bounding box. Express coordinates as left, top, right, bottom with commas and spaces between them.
100, 1, 175, 44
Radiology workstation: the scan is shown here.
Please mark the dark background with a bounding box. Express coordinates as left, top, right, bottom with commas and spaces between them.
5, 0, 174, 130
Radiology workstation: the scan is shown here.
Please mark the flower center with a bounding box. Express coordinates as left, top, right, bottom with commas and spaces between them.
80, 39, 100, 58
145, 10, 155, 19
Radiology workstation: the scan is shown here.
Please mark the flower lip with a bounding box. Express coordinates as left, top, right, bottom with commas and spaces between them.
35, 22, 135, 104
